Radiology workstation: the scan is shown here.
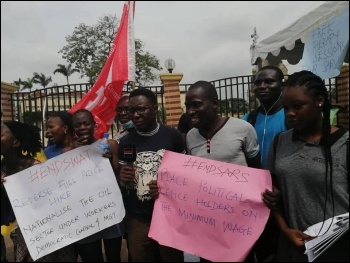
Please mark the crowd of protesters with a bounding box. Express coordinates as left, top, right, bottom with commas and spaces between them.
1, 69, 348, 262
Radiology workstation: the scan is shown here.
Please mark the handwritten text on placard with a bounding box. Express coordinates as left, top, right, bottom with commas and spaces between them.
4, 145, 125, 260
301, 8, 349, 79
149, 151, 272, 262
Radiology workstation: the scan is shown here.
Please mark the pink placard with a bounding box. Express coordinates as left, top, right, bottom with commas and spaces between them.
149, 150, 272, 262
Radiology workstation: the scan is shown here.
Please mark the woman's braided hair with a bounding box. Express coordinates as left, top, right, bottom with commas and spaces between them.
285, 70, 332, 171
4, 121, 42, 157
285, 70, 334, 230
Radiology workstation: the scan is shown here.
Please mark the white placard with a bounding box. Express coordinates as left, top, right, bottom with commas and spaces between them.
301, 8, 349, 79
4, 145, 125, 260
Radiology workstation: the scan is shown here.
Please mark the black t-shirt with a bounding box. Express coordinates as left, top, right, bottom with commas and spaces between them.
118, 124, 185, 222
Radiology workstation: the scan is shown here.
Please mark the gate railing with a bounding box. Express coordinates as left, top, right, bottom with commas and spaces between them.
3, 75, 339, 144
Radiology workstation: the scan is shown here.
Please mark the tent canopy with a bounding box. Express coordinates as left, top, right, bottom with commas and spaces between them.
250, 1, 349, 66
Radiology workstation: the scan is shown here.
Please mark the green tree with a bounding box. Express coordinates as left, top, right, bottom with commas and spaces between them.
59, 14, 162, 85
53, 63, 80, 85
135, 40, 163, 86
23, 111, 41, 125
21, 77, 35, 92
218, 98, 248, 115
33, 72, 52, 88
13, 78, 23, 90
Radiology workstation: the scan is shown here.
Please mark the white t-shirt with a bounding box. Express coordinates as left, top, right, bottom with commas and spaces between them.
186, 117, 259, 166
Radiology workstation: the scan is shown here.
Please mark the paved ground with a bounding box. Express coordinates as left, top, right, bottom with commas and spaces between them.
4, 235, 128, 262
4, 235, 199, 262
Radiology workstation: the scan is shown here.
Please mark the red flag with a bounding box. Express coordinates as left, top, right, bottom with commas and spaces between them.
69, 1, 136, 139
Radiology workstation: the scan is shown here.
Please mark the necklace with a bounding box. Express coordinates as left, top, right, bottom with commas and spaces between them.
136, 123, 160, 137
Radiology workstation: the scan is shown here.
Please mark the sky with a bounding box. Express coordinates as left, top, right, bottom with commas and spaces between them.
1, 1, 318, 89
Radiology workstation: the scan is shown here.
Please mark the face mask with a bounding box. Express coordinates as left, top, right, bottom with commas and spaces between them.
121, 120, 134, 129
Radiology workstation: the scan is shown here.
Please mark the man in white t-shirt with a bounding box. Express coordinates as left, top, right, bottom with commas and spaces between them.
185, 80, 280, 262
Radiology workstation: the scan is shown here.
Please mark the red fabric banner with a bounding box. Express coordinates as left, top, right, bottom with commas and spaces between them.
69, 1, 135, 139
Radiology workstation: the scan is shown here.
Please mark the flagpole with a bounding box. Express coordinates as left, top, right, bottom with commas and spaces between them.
42, 88, 49, 145
68, 1, 136, 139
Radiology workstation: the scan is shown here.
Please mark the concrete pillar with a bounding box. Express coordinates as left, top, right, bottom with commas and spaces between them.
337, 65, 349, 130
1, 81, 19, 122
159, 73, 183, 128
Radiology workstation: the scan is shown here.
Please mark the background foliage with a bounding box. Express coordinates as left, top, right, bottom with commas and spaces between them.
59, 14, 162, 85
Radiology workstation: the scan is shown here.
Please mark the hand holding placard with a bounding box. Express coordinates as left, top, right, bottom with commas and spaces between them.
149, 150, 272, 262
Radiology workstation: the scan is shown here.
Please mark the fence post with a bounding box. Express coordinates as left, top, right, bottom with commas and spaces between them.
159, 73, 183, 128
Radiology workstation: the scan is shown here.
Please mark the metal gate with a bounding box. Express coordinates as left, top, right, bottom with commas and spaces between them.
3, 75, 339, 145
